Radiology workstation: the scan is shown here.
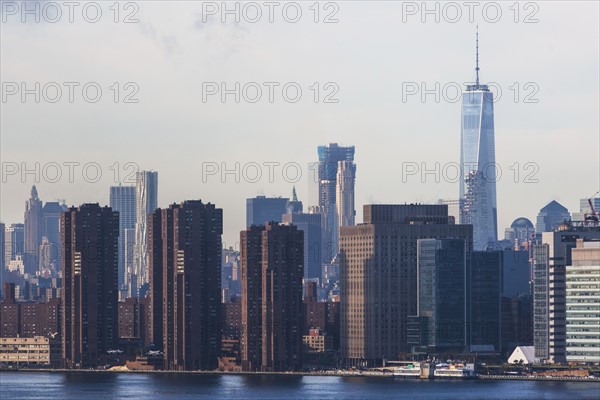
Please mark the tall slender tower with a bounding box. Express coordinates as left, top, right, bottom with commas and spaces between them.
24, 185, 43, 274
318, 143, 355, 261
133, 171, 158, 296
110, 185, 136, 293
460, 28, 498, 250
335, 160, 356, 248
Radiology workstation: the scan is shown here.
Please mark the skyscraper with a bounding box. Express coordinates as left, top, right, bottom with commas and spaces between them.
318, 143, 355, 261
24, 185, 43, 274
408, 238, 467, 354
459, 31, 498, 250
61, 204, 119, 368
245, 196, 288, 227
532, 223, 599, 363
469, 250, 502, 353
335, 160, 356, 249
4, 223, 24, 268
535, 200, 570, 235
0, 222, 5, 273
339, 204, 473, 366
41, 201, 67, 273
110, 185, 136, 291
571, 195, 600, 223
240, 223, 304, 372
133, 171, 158, 295
282, 203, 322, 281
565, 239, 600, 363
149, 200, 223, 371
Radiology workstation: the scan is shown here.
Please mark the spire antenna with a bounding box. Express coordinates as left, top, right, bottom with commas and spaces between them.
475, 25, 480, 86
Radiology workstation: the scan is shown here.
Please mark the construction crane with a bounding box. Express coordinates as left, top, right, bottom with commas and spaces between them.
584, 191, 599, 224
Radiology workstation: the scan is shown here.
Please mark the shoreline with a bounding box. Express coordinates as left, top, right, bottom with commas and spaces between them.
1, 368, 599, 383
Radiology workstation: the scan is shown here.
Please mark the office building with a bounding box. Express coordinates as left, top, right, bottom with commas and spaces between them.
4, 223, 24, 268
282, 205, 322, 281
459, 32, 498, 250
240, 223, 304, 372
535, 200, 570, 235
408, 239, 467, 354
24, 186, 43, 274
41, 202, 67, 273
532, 223, 599, 363
504, 218, 535, 250
565, 239, 600, 363
340, 204, 472, 366
61, 204, 119, 368
245, 196, 288, 227
469, 250, 502, 353
149, 200, 222, 371
110, 185, 136, 292
572, 196, 600, 223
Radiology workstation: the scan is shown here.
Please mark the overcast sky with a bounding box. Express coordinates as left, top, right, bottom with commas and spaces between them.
1, 1, 599, 247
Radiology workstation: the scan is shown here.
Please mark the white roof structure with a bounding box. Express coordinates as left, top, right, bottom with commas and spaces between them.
508, 346, 537, 365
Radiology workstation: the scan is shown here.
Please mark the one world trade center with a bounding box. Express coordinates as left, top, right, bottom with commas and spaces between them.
459, 29, 498, 250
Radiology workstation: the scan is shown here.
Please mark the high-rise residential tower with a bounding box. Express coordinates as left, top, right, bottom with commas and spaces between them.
24, 185, 43, 274
459, 31, 498, 250
61, 204, 119, 368
110, 185, 136, 291
335, 160, 356, 249
318, 143, 355, 261
240, 223, 304, 372
133, 171, 158, 295
149, 200, 223, 371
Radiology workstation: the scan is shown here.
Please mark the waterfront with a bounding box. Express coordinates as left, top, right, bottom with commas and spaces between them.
1, 372, 599, 400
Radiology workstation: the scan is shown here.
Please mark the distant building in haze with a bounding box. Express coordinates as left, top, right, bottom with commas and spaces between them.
318, 143, 355, 261
110, 185, 136, 293
24, 186, 43, 274
535, 200, 570, 235
246, 196, 288, 227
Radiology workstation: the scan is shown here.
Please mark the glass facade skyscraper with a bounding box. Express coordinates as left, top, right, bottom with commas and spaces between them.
133, 171, 158, 296
460, 32, 498, 250
318, 143, 355, 261
110, 185, 136, 292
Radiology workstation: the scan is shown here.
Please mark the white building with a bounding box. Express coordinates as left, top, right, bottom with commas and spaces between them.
566, 240, 600, 363
508, 346, 537, 364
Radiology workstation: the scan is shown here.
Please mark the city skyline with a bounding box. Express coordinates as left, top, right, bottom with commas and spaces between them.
2, 2, 598, 248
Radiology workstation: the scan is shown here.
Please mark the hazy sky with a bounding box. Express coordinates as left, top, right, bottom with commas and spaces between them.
1, 1, 599, 247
